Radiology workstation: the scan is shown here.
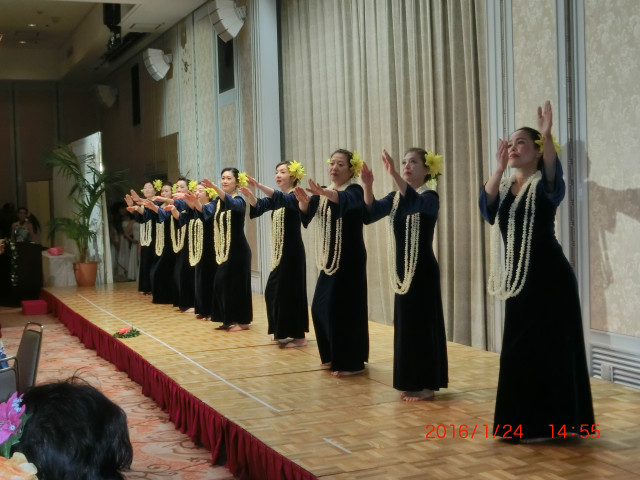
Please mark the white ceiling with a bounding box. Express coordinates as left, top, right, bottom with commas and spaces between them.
0, 0, 209, 83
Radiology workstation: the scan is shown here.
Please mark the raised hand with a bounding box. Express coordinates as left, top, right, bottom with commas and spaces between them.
537, 100, 553, 138
239, 186, 257, 206
293, 186, 310, 203
381, 149, 397, 176
293, 186, 310, 212
246, 175, 259, 187
129, 189, 142, 203
306, 178, 325, 196
124, 194, 134, 207
162, 204, 175, 212
496, 138, 509, 173
361, 162, 374, 188
201, 178, 215, 189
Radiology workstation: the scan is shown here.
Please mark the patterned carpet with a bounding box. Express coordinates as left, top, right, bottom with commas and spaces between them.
0, 307, 234, 480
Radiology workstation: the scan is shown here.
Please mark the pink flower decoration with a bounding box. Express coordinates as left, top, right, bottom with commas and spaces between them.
118, 327, 131, 335
0, 392, 25, 445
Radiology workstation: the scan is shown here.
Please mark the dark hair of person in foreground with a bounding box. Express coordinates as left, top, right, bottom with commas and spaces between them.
16, 377, 133, 480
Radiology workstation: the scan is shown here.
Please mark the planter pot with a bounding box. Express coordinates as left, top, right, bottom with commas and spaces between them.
73, 261, 98, 287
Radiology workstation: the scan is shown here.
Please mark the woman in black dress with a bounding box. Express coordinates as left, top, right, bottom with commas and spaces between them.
240, 161, 309, 347
187, 183, 217, 320
125, 181, 158, 295
361, 148, 448, 401
141, 183, 176, 305
294, 149, 368, 377
479, 101, 594, 440
201, 169, 252, 331
166, 178, 196, 312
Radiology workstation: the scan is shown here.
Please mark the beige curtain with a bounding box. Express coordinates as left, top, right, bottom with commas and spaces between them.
280, 0, 488, 348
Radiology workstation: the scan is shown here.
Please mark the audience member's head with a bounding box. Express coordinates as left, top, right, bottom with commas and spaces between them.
16, 377, 133, 480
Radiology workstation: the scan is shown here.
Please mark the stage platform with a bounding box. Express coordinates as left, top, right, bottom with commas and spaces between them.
41, 283, 640, 479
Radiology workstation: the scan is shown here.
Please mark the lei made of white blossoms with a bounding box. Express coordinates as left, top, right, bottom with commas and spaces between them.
386, 184, 430, 294
188, 218, 203, 266
269, 207, 286, 271
170, 216, 186, 253
155, 221, 165, 256
213, 199, 232, 264
139, 220, 153, 246
313, 182, 351, 275
487, 170, 542, 299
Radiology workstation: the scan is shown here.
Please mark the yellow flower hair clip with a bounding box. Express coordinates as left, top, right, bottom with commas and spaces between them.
424, 151, 443, 187
237, 172, 249, 188
152, 179, 163, 192
288, 160, 306, 181
171, 183, 177, 194
535, 134, 562, 155
188, 180, 198, 192
349, 151, 363, 178
205, 187, 218, 200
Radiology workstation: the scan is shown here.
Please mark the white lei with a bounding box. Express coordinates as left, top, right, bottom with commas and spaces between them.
154, 221, 164, 256
214, 199, 233, 265
170, 216, 186, 253
387, 184, 430, 295
488, 170, 542, 299
188, 218, 203, 266
314, 181, 351, 275
140, 220, 152, 246
270, 207, 286, 271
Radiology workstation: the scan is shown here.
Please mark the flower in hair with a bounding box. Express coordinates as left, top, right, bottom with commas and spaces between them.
152, 179, 163, 192
424, 151, 443, 186
349, 151, 363, 177
237, 172, 249, 188
288, 160, 306, 181
171, 183, 177, 194
535, 134, 562, 155
188, 180, 198, 192
205, 187, 218, 200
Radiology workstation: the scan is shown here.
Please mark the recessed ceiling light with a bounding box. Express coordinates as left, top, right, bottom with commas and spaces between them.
28, 23, 37, 28
19, 40, 28, 44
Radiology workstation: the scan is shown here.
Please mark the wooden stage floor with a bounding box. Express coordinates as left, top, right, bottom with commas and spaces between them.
44, 283, 640, 479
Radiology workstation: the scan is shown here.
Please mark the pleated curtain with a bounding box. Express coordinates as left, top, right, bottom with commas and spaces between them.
280, 0, 490, 348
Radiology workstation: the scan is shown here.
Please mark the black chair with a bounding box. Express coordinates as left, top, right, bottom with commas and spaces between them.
16, 322, 44, 393
0, 355, 19, 402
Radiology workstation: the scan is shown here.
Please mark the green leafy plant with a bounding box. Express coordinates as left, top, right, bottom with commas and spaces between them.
45, 143, 130, 263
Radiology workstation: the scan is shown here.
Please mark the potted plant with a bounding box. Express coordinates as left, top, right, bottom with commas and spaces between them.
45, 143, 129, 286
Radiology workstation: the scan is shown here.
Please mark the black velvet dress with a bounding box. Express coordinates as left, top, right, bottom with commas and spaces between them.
172, 200, 195, 311
204, 194, 252, 327
365, 186, 448, 392
151, 208, 176, 305
479, 160, 595, 439
250, 190, 309, 339
133, 210, 156, 294
194, 199, 216, 318
301, 184, 368, 372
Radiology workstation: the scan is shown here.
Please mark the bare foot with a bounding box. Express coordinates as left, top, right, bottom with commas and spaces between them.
228, 324, 250, 332
182, 307, 195, 313
401, 389, 434, 401
320, 362, 332, 369
330, 369, 365, 377
282, 338, 307, 348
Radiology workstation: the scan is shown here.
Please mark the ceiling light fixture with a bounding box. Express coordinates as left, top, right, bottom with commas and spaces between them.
28, 23, 37, 28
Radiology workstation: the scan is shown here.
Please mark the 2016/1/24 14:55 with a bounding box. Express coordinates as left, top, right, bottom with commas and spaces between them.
425, 424, 601, 439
